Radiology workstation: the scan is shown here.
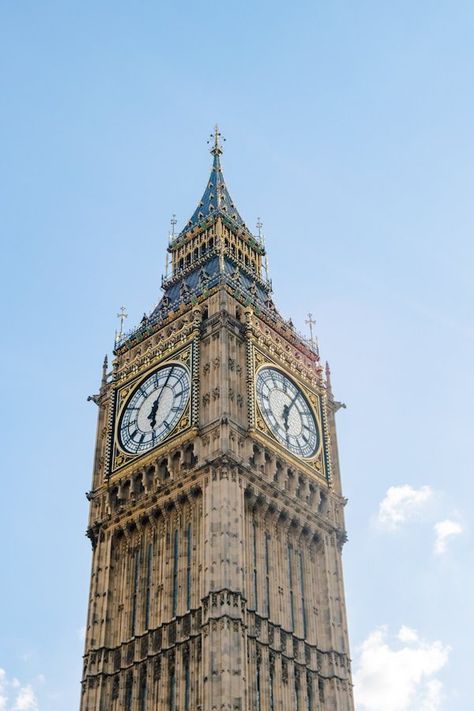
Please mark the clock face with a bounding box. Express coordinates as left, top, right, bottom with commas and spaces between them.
118, 364, 190, 455
256, 366, 319, 458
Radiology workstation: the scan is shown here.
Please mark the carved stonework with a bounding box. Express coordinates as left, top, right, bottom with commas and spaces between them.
81, 140, 354, 711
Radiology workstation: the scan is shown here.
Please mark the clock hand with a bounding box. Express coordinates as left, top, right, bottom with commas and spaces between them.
147, 367, 174, 428
286, 392, 299, 413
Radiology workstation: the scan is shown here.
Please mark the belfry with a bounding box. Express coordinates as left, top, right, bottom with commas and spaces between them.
81, 129, 355, 710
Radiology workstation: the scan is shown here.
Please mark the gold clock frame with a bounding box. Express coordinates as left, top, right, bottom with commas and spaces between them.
251, 346, 330, 484
108, 344, 194, 476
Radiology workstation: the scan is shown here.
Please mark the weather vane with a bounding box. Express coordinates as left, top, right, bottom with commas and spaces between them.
208, 124, 225, 155
305, 313, 317, 347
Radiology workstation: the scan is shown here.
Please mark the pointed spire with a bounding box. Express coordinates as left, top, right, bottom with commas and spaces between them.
180, 125, 246, 234
101, 355, 108, 388
325, 361, 332, 393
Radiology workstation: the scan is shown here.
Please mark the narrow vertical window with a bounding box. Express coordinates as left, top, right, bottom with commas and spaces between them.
295, 671, 301, 711
256, 653, 262, 711
125, 673, 133, 711
184, 654, 190, 708
172, 529, 179, 618
139, 668, 147, 711
269, 660, 275, 711
307, 672, 314, 711
130, 548, 140, 637
288, 544, 295, 631
318, 678, 325, 704
298, 550, 307, 638
186, 523, 192, 610
145, 542, 153, 630
253, 521, 258, 611
264, 532, 271, 618
169, 664, 176, 711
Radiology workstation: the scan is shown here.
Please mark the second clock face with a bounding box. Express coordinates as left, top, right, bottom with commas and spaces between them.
119, 364, 190, 455
256, 366, 319, 458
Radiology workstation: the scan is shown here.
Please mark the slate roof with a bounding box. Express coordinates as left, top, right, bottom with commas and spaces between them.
180, 146, 246, 234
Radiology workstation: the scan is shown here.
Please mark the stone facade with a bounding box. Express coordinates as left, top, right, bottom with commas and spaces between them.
81, 137, 354, 710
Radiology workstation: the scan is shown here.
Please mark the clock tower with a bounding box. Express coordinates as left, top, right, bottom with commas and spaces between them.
81, 129, 354, 710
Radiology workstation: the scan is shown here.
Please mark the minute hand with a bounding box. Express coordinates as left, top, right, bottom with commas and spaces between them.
286, 391, 300, 412
147, 367, 174, 427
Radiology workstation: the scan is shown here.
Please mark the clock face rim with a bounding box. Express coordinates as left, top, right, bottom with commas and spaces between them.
118, 362, 191, 456
255, 365, 320, 459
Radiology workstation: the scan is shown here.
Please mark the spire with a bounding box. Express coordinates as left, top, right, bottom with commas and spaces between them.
180, 125, 246, 234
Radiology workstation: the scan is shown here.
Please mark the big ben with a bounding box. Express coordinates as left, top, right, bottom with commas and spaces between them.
81, 128, 354, 710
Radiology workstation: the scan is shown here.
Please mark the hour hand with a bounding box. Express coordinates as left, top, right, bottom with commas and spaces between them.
282, 404, 290, 431
147, 399, 159, 428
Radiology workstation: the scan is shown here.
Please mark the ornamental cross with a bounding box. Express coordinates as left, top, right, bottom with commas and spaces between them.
208, 124, 225, 155
117, 306, 128, 337
306, 313, 316, 345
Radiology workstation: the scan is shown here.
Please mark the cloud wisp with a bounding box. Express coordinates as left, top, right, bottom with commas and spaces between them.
433, 519, 463, 555
354, 625, 451, 711
376, 485, 434, 530
0, 668, 40, 711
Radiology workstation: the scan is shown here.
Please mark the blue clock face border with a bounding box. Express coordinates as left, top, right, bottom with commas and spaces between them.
255, 366, 320, 459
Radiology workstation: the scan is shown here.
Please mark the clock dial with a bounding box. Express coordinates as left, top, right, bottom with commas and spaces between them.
119, 364, 190, 455
256, 366, 319, 458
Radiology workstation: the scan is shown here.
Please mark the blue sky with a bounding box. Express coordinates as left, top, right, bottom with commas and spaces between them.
0, 1, 473, 709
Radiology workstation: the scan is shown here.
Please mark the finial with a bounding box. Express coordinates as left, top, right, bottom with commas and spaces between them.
115, 306, 128, 344
101, 355, 108, 387
170, 213, 177, 237
256, 217, 263, 240
305, 313, 316, 344
325, 360, 332, 390
208, 124, 225, 156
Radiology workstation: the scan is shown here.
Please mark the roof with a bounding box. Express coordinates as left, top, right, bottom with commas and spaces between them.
180, 128, 246, 235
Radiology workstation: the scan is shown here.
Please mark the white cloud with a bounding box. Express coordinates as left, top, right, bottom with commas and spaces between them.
398, 625, 419, 644
0, 669, 39, 711
376, 485, 434, 530
354, 626, 450, 711
433, 519, 463, 555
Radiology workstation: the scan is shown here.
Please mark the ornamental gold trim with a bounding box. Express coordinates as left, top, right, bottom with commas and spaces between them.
250, 345, 331, 482
108, 345, 194, 477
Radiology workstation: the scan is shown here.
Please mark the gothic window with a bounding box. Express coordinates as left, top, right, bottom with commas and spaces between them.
139, 666, 147, 711
172, 529, 179, 617
144, 542, 153, 630
264, 532, 271, 618
288, 544, 295, 631
256, 649, 262, 711
252, 521, 258, 611
168, 660, 176, 711
307, 671, 314, 711
186, 522, 192, 610
298, 550, 307, 638
295, 667, 301, 711
125, 672, 133, 711
184, 652, 190, 708
269, 654, 275, 711
319, 678, 325, 704
130, 548, 140, 637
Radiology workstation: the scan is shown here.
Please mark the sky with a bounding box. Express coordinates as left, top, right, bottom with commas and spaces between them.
0, 1, 473, 709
